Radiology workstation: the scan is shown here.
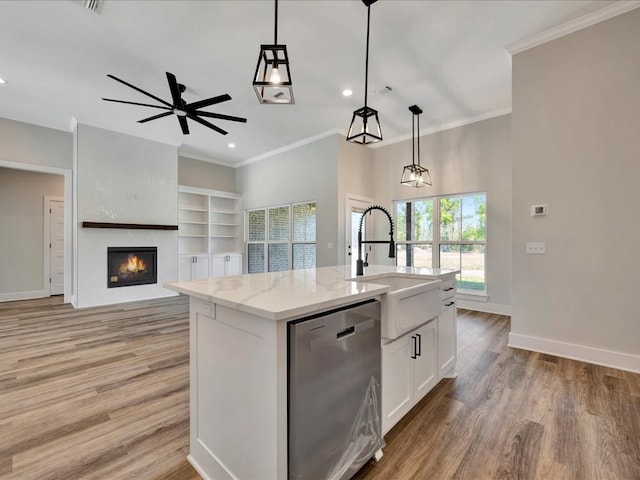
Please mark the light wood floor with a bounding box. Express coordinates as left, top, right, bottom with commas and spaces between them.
0, 295, 199, 480
355, 310, 640, 480
2, 298, 640, 479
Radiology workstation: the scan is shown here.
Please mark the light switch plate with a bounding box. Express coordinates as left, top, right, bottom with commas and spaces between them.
526, 242, 546, 254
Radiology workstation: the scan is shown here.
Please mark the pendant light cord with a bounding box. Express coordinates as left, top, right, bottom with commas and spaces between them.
364, 5, 370, 109
412, 113, 416, 167
417, 113, 421, 167
274, 0, 278, 44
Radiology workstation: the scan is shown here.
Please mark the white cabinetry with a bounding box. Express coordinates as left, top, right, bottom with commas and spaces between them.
179, 255, 211, 281
382, 319, 437, 434
178, 186, 242, 280
211, 253, 242, 278
437, 276, 457, 378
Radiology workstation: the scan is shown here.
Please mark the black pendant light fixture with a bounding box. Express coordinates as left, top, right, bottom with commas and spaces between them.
346, 0, 382, 144
401, 105, 432, 188
252, 0, 294, 104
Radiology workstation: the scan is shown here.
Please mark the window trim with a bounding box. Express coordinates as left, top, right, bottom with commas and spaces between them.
394, 191, 487, 295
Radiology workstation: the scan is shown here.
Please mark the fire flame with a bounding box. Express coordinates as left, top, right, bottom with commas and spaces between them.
119, 254, 147, 274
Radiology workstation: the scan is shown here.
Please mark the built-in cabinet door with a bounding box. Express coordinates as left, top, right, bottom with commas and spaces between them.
210, 254, 227, 278
413, 321, 438, 402
381, 335, 413, 434
178, 255, 194, 281
226, 254, 242, 276
438, 299, 457, 377
193, 255, 211, 280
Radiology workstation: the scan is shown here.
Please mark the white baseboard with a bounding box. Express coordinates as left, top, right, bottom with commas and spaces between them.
0, 289, 47, 302
187, 455, 214, 480
508, 332, 640, 374
456, 299, 511, 316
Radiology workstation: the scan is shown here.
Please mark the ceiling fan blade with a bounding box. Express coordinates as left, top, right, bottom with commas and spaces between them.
106, 74, 173, 108
166, 72, 182, 108
187, 113, 228, 135
187, 94, 232, 111
178, 115, 189, 135
102, 98, 173, 110
194, 111, 247, 123
138, 111, 174, 123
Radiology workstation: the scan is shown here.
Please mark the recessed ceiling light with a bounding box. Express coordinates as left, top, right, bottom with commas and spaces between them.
0, 77, 7, 85
342, 89, 353, 97
228, 143, 236, 149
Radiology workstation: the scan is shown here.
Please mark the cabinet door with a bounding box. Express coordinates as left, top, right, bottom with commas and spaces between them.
210, 254, 226, 278
193, 255, 211, 280
438, 300, 457, 378
413, 320, 438, 403
226, 254, 242, 276
381, 335, 413, 434
178, 255, 194, 281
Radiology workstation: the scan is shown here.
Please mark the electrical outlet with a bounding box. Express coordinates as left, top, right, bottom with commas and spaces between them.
526, 242, 546, 254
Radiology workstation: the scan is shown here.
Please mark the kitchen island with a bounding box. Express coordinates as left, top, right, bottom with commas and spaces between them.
165, 264, 457, 480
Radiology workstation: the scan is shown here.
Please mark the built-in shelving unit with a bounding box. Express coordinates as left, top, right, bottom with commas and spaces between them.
178, 185, 243, 280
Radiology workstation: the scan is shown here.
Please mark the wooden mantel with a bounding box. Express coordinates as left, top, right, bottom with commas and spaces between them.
82, 222, 178, 231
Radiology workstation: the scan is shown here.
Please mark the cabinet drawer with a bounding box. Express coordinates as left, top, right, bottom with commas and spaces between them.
440, 279, 456, 300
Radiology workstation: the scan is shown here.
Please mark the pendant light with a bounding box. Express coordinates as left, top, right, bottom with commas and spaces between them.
346, 0, 382, 144
252, 0, 294, 104
401, 105, 432, 188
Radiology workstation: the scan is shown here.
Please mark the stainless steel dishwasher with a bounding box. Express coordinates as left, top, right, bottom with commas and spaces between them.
288, 299, 383, 480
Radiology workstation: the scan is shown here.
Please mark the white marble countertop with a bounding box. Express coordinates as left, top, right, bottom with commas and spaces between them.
164, 264, 458, 321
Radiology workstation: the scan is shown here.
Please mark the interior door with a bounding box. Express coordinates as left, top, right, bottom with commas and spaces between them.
49, 199, 64, 295
345, 196, 372, 269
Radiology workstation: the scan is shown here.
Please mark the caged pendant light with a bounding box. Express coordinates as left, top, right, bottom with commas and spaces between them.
252, 0, 294, 104
346, 0, 382, 144
401, 105, 432, 188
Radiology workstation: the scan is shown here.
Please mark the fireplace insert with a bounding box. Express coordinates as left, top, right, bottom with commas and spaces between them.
107, 246, 157, 288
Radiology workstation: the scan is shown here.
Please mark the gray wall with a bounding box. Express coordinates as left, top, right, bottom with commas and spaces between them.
0, 168, 64, 295
372, 115, 512, 313
236, 135, 339, 267
178, 156, 237, 192
0, 117, 72, 169
511, 8, 640, 365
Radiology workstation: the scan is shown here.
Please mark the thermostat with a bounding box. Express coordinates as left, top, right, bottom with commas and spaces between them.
530, 204, 548, 216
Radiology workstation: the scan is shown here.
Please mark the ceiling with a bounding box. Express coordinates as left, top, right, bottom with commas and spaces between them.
0, 0, 619, 166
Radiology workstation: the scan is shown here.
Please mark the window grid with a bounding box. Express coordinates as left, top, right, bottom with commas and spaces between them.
247, 202, 316, 273
395, 193, 486, 294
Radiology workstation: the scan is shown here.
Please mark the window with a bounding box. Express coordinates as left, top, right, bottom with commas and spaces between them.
247, 202, 316, 273
395, 193, 486, 294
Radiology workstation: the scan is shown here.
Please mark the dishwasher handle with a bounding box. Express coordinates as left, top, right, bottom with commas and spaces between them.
337, 326, 355, 340
309, 318, 375, 350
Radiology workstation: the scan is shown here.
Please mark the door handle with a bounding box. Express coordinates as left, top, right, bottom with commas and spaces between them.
416, 333, 422, 357
411, 335, 418, 359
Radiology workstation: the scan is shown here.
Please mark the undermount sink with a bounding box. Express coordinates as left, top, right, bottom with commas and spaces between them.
355, 275, 442, 340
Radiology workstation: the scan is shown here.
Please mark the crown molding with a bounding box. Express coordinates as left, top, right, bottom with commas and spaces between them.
368, 107, 512, 149
506, 1, 640, 55
177, 149, 235, 168
237, 128, 341, 167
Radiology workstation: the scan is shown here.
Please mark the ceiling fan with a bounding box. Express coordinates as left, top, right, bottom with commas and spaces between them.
102, 72, 247, 135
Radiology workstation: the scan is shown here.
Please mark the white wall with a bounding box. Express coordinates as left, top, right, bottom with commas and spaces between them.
75, 124, 178, 308
511, 8, 640, 371
0, 117, 72, 170
236, 135, 339, 267
178, 156, 237, 192
337, 139, 376, 264
0, 168, 64, 297
372, 115, 512, 313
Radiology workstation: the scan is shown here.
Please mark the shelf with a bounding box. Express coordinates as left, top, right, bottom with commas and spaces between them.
82, 221, 178, 230
179, 185, 241, 257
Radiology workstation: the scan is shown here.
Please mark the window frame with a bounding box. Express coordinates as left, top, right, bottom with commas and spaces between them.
394, 191, 487, 295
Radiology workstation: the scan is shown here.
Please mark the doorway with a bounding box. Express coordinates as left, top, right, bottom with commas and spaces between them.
345, 195, 372, 269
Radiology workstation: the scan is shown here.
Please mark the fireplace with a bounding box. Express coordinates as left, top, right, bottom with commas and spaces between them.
107, 247, 157, 288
